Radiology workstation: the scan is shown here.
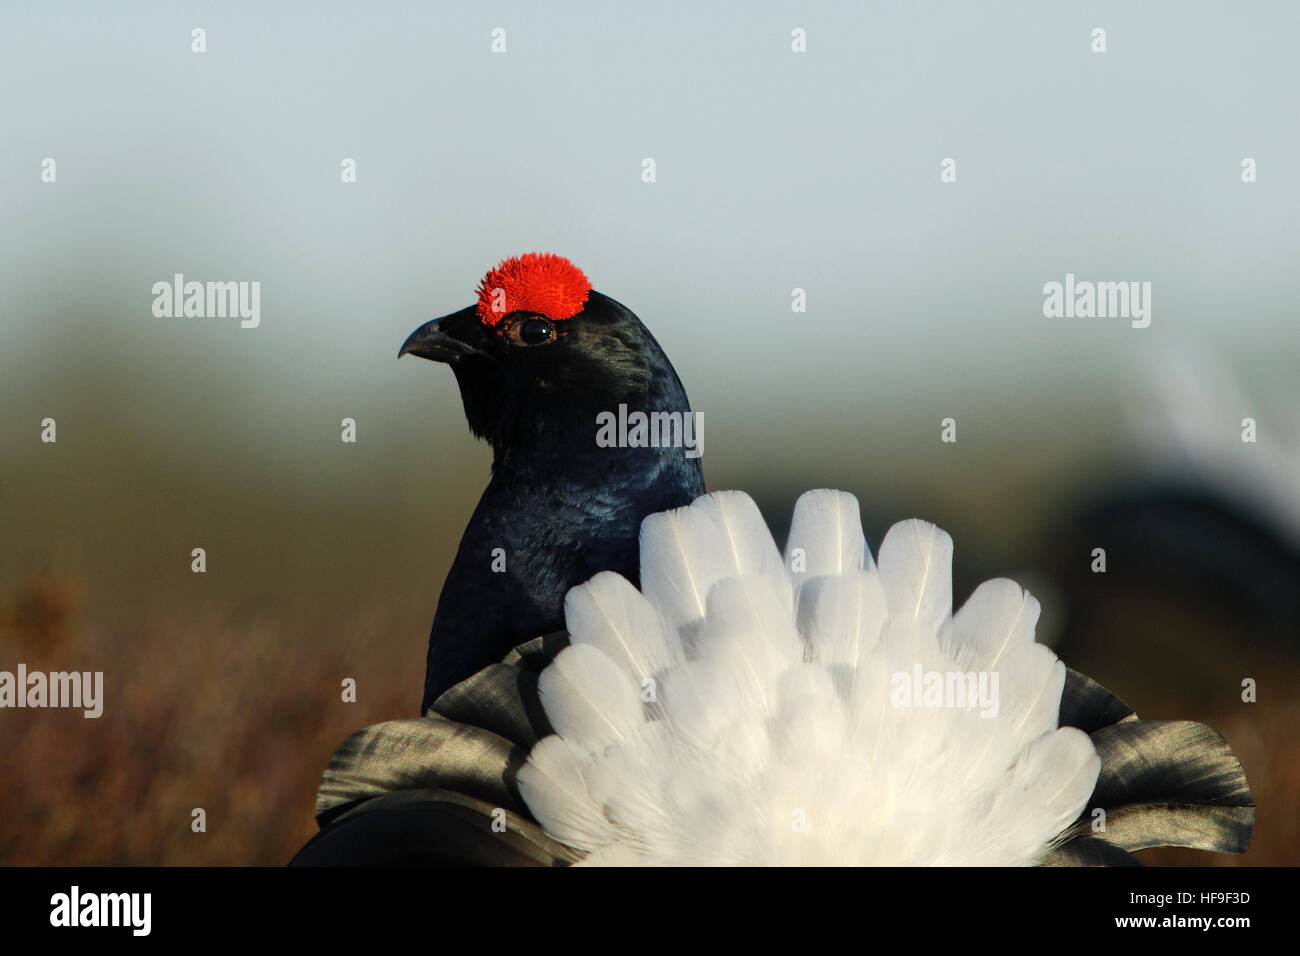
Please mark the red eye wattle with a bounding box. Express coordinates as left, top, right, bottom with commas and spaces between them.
475, 253, 591, 327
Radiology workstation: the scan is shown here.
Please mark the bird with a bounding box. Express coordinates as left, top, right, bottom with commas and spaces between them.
293, 489, 1253, 866
1042, 349, 1300, 709
398, 253, 706, 713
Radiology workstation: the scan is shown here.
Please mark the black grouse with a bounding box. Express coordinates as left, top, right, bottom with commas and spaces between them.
291, 257, 1253, 866
399, 253, 706, 712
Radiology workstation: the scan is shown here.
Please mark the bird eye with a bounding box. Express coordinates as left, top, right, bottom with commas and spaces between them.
509, 316, 556, 347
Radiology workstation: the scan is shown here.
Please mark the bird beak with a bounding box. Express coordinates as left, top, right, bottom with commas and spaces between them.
399, 306, 489, 364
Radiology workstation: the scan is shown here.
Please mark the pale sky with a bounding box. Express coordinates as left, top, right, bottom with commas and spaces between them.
2, 1, 1296, 510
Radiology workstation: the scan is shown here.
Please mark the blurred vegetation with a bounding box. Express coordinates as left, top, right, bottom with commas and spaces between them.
0, 396, 481, 864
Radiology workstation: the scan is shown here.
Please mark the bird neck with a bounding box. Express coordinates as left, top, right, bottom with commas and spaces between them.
495, 359, 702, 469
488, 432, 700, 499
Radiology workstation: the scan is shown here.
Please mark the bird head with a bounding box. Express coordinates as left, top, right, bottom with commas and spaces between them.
400, 253, 687, 455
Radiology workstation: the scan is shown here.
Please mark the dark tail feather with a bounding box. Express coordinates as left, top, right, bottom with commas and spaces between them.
292, 789, 575, 866
1082, 720, 1254, 854
314, 717, 528, 825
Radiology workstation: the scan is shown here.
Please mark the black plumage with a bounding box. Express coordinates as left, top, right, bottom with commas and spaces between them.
400, 284, 705, 712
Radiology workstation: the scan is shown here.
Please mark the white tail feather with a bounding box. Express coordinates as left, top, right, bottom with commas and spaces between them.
522, 490, 1099, 866
877, 519, 953, 630
516, 735, 615, 853
696, 576, 803, 716
948, 578, 1039, 671
637, 507, 714, 630
798, 571, 888, 672
536, 644, 643, 751
565, 571, 684, 683
785, 489, 869, 582
694, 491, 787, 582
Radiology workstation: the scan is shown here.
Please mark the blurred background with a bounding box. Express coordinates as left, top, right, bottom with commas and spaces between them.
1, 1, 1296, 865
